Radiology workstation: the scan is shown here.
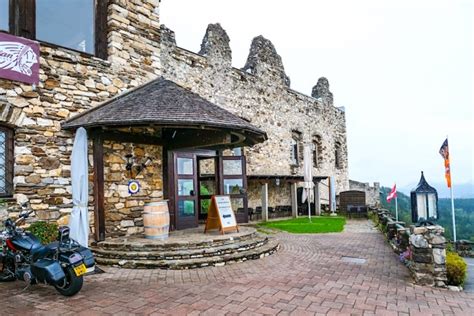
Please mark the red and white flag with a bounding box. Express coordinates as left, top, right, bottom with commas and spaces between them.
386, 184, 397, 202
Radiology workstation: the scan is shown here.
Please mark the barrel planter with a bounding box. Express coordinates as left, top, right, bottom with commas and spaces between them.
143, 201, 170, 240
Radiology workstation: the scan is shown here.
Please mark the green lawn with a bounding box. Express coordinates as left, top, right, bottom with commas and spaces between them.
258, 216, 346, 234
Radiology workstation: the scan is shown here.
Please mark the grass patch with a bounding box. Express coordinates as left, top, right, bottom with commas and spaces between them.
258, 216, 346, 234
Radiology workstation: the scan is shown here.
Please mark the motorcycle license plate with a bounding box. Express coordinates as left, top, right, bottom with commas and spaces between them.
73, 264, 87, 276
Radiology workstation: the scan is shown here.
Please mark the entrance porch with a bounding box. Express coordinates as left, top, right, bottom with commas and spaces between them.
62, 77, 267, 242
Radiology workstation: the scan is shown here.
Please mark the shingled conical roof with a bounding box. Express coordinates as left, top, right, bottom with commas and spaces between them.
411, 171, 437, 193
62, 77, 266, 145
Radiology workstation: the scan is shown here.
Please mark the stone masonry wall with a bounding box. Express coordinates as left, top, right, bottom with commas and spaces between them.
103, 141, 163, 236
247, 181, 292, 210
160, 24, 349, 197
0, 0, 161, 225
373, 209, 447, 288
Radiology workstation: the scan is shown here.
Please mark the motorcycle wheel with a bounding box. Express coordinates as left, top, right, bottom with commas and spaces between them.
54, 266, 83, 296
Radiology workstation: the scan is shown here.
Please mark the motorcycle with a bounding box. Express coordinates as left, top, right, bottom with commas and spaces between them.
0, 206, 95, 296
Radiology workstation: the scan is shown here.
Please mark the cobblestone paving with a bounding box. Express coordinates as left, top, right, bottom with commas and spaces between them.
464, 258, 474, 293
1, 220, 473, 315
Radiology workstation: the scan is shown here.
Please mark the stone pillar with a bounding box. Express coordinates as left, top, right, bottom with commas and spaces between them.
290, 182, 298, 218
408, 225, 447, 287
314, 181, 321, 216
261, 183, 269, 222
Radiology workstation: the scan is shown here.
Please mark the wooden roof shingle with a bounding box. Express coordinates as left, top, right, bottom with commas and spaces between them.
62, 77, 267, 145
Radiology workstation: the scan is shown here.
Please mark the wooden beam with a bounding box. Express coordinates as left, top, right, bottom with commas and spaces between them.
90, 130, 164, 145
93, 134, 105, 241
291, 182, 298, 218
95, 0, 109, 59
314, 181, 321, 216
166, 129, 232, 150
11, 0, 36, 39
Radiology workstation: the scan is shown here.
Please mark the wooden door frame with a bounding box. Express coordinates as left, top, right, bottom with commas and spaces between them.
173, 152, 198, 230
166, 149, 216, 230
197, 155, 219, 221
219, 156, 249, 223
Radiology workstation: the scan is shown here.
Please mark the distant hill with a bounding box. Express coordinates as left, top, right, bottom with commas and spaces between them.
379, 187, 474, 242
399, 182, 473, 198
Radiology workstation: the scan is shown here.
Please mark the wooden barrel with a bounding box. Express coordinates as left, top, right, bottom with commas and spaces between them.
143, 201, 169, 240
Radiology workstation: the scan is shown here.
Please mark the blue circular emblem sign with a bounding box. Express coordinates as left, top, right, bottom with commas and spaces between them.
128, 180, 140, 195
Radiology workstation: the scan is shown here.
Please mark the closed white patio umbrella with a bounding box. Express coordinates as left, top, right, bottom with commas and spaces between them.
301, 144, 313, 221
69, 127, 89, 247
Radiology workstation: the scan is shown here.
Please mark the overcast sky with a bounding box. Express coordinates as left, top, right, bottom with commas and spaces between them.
161, 0, 473, 192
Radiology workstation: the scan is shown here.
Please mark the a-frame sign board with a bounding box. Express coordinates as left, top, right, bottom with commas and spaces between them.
204, 195, 239, 234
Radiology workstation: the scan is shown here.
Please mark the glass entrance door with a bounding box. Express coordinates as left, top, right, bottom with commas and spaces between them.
174, 153, 198, 229
197, 156, 218, 221
220, 156, 248, 223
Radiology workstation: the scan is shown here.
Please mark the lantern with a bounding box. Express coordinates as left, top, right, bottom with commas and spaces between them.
410, 171, 438, 224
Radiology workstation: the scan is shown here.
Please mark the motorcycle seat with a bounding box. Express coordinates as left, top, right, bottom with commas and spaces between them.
31, 242, 57, 261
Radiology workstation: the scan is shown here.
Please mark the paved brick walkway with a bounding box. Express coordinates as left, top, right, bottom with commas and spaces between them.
465, 258, 474, 293
1, 220, 473, 315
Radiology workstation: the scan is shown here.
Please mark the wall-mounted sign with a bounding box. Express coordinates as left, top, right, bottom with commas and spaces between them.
204, 195, 239, 234
128, 180, 140, 195
0, 32, 40, 85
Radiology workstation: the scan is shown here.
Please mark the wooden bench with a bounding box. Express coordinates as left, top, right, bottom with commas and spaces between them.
346, 205, 368, 218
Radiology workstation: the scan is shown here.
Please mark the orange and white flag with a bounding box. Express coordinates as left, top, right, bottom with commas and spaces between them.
439, 139, 451, 188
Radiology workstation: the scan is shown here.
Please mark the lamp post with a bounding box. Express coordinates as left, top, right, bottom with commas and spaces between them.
410, 171, 438, 226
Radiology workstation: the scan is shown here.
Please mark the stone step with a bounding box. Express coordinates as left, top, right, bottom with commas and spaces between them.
95, 239, 279, 269
92, 236, 269, 261
95, 230, 259, 252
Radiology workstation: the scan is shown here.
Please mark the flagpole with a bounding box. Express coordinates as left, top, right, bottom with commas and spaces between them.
395, 196, 398, 222
450, 185, 456, 242
448, 136, 456, 243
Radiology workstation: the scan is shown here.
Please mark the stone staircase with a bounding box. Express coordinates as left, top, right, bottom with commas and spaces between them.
91, 228, 278, 269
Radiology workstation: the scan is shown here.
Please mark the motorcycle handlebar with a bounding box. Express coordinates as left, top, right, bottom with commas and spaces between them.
2, 205, 34, 232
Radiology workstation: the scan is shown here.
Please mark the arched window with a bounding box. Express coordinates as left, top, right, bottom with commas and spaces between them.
312, 135, 322, 168
0, 125, 14, 197
335, 142, 342, 169
290, 130, 302, 165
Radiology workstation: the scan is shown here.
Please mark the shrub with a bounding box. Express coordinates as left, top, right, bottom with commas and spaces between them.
446, 242, 455, 253
28, 221, 58, 245
446, 251, 468, 286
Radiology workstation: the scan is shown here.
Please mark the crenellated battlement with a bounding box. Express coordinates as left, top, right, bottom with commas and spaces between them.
160, 23, 342, 107
199, 23, 232, 68
242, 35, 290, 87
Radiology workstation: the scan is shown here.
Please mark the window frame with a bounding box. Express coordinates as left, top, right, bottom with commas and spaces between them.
290, 130, 302, 166
0, 125, 14, 198
6, 0, 108, 59
335, 141, 342, 169
312, 135, 322, 169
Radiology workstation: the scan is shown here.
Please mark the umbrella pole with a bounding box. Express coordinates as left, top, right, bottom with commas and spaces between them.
307, 188, 311, 223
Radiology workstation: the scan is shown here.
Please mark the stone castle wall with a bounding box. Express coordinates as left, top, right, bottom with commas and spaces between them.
0, 0, 161, 225
159, 24, 349, 196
